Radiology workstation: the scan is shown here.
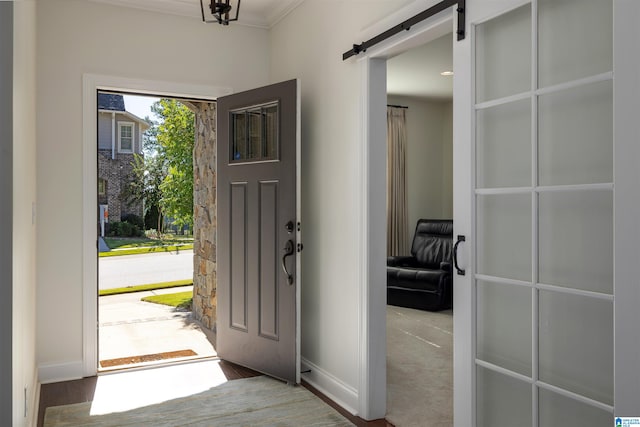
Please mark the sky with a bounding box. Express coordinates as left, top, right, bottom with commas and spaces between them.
123, 94, 160, 121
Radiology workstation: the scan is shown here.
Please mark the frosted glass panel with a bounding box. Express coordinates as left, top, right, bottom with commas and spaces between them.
477, 367, 531, 427
538, 80, 613, 186
539, 291, 613, 405
477, 281, 531, 376
477, 194, 531, 281
477, 100, 531, 188
476, 5, 531, 103
539, 191, 612, 294
538, 388, 612, 427
538, 0, 612, 88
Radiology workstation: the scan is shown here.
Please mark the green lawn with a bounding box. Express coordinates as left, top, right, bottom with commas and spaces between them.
100, 235, 194, 257
141, 291, 193, 310
99, 244, 193, 257
104, 236, 193, 249
99, 280, 192, 297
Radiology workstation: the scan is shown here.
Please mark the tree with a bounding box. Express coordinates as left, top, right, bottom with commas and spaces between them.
124, 99, 195, 234
126, 153, 166, 233
152, 99, 195, 229
123, 113, 166, 234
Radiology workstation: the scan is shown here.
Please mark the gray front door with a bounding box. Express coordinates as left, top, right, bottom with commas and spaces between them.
217, 79, 300, 384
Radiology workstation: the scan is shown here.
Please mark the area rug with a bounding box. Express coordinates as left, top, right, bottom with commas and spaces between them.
44, 376, 354, 427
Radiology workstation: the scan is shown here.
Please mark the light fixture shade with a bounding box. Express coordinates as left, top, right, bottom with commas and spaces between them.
200, 0, 241, 25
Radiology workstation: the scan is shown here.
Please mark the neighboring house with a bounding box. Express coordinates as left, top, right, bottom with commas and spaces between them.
97, 92, 149, 229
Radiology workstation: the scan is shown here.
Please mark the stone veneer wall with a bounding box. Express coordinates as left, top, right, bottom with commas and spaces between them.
186, 101, 217, 332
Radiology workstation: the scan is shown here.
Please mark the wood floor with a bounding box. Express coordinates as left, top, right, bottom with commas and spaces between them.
37, 359, 392, 427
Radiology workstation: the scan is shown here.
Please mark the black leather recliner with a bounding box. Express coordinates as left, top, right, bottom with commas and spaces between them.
387, 219, 453, 311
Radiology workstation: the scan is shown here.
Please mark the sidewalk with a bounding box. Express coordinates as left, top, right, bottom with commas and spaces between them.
98, 286, 216, 370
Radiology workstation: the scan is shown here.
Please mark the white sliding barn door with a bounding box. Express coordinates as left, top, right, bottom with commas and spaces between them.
454, 0, 640, 424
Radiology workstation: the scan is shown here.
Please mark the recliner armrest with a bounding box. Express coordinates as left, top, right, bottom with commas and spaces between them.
440, 261, 452, 272
387, 256, 417, 267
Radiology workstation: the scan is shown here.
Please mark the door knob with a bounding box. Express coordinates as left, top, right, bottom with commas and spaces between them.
281, 239, 295, 285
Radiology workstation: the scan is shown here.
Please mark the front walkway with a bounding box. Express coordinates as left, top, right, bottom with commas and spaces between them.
98, 285, 216, 371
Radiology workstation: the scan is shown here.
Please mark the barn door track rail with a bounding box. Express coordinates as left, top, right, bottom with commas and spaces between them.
342, 0, 465, 60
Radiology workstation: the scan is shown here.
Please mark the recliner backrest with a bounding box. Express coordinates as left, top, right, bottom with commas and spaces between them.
411, 219, 453, 268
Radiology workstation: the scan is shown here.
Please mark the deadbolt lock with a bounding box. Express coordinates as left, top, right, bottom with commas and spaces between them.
285, 221, 294, 234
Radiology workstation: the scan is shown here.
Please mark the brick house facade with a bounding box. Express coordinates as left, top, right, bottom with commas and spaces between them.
97, 93, 149, 231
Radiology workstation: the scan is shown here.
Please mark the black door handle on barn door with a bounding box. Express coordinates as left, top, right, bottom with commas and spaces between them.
281, 239, 295, 285
453, 235, 466, 276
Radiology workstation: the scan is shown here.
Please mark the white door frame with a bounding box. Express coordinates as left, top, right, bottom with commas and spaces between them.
355, 2, 460, 419
81, 74, 231, 377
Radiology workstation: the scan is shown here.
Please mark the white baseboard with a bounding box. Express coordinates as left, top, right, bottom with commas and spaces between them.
38, 361, 84, 384
301, 358, 358, 415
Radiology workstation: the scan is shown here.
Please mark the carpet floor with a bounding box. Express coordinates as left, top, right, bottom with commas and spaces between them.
386, 305, 453, 427
44, 376, 354, 427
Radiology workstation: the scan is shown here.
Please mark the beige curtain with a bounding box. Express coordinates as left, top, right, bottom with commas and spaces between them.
387, 106, 409, 256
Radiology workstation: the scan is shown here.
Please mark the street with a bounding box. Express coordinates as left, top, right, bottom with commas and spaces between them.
98, 249, 193, 289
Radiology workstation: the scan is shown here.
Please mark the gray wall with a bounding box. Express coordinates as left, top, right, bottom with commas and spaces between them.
0, 3, 13, 423
12, 2, 38, 424
387, 95, 453, 244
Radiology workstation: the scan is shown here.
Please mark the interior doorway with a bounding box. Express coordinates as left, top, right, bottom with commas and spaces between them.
96, 90, 216, 371
384, 32, 454, 426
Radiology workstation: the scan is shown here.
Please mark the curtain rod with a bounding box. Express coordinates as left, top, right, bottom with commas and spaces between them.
387, 104, 408, 109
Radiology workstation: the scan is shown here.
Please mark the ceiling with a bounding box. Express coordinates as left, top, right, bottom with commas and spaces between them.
88, 0, 305, 29
89, 0, 452, 100
387, 33, 453, 101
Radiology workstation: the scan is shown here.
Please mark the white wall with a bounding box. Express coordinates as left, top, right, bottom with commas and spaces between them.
12, 1, 38, 425
269, 0, 413, 415
36, 0, 270, 380
387, 95, 452, 246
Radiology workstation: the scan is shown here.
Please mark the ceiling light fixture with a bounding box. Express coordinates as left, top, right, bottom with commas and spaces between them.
200, 0, 240, 25
440, 71, 454, 76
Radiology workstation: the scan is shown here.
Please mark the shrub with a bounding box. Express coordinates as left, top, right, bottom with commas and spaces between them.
107, 220, 144, 237
121, 221, 134, 237
144, 205, 161, 232
107, 221, 120, 237
121, 213, 144, 229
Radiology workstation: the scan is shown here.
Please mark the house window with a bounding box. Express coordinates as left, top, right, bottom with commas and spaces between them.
98, 178, 107, 196
118, 122, 134, 153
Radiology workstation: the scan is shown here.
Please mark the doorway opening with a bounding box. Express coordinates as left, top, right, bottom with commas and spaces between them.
96, 90, 217, 371
384, 31, 454, 426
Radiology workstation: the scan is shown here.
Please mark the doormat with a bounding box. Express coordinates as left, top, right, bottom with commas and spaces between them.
99, 349, 197, 368
44, 375, 355, 426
